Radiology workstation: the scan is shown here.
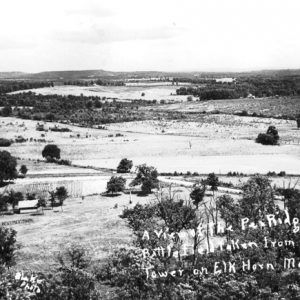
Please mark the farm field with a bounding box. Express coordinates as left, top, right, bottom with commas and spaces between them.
10, 84, 192, 102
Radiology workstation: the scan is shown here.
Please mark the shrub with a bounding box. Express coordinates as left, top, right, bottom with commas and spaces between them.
14, 136, 26, 143
57, 159, 71, 166
49, 126, 71, 132
0, 138, 12, 147
277, 171, 286, 177
240, 110, 249, 116
26, 192, 36, 200
19, 165, 28, 175
256, 133, 277, 145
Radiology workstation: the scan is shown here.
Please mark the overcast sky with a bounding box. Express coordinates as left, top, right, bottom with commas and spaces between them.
1, 0, 300, 73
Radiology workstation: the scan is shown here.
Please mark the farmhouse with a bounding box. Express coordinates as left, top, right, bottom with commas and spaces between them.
17, 200, 39, 214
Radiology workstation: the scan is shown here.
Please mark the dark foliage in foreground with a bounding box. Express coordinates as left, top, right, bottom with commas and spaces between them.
99, 175, 300, 299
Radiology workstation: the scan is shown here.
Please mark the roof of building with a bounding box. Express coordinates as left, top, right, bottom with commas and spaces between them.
18, 200, 39, 209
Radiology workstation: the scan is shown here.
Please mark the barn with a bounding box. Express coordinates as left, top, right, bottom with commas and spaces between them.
17, 200, 39, 214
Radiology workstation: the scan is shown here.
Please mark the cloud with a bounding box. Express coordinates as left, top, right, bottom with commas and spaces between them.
54, 24, 184, 45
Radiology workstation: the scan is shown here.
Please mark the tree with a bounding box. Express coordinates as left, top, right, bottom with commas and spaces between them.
42, 144, 61, 161
284, 189, 300, 219
0, 151, 17, 185
206, 173, 219, 194
19, 165, 28, 176
0, 226, 17, 269
256, 126, 279, 145
37, 197, 47, 214
94, 100, 102, 108
239, 175, 275, 221
6, 190, 23, 210
106, 176, 126, 195
130, 164, 159, 195
267, 125, 279, 142
1, 106, 12, 117
0, 138, 12, 147
0, 194, 8, 212
117, 158, 133, 173
190, 183, 206, 209
49, 190, 56, 209
56, 186, 68, 211
26, 192, 36, 200
216, 194, 240, 229
86, 101, 93, 109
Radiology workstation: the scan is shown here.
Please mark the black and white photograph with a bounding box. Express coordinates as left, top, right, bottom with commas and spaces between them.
0, 0, 300, 299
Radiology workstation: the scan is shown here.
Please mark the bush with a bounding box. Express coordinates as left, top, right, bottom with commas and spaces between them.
57, 159, 71, 166
0, 138, 12, 147
19, 165, 28, 175
239, 110, 249, 116
278, 171, 286, 177
256, 133, 277, 145
49, 126, 71, 132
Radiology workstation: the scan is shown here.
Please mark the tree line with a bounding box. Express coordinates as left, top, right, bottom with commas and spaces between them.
0, 92, 156, 125
176, 75, 300, 100
0, 80, 53, 94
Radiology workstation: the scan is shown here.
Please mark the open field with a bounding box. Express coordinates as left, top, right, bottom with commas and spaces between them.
147, 96, 300, 118
1, 116, 300, 175
0, 192, 152, 272
10, 85, 192, 102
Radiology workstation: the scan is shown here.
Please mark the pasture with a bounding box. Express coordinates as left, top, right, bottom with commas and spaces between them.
151, 96, 300, 118
10, 84, 191, 102
1, 115, 300, 175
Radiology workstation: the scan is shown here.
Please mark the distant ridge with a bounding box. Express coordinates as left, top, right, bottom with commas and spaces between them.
1, 69, 300, 81
0, 72, 28, 79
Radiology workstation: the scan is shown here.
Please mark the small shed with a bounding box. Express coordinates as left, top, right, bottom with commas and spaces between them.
18, 200, 39, 214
